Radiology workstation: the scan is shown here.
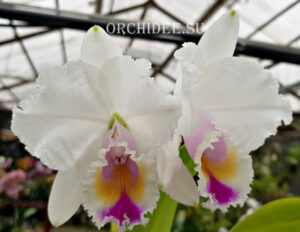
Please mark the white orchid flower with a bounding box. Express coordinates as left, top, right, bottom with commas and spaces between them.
11, 26, 181, 230
157, 11, 292, 212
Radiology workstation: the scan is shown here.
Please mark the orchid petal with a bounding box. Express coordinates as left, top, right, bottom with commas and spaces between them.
175, 11, 239, 70
81, 26, 123, 68
174, 43, 201, 92
156, 134, 182, 187
174, 42, 198, 68
11, 62, 109, 170
48, 169, 82, 227
163, 164, 199, 206
157, 134, 199, 206
176, 99, 199, 139
96, 55, 181, 155
187, 57, 292, 154
48, 141, 99, 226
184, 113, 219, 160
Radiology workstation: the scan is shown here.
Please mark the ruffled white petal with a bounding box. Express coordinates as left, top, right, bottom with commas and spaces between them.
157, 134, 199, 206
81, 26, 123, 67
96, 55, 181, 155
187, 57, 292, 154
11, 61, 109, 170
174, 11, 239, 70
174, 42, 197, 68
138, 154, 160, 220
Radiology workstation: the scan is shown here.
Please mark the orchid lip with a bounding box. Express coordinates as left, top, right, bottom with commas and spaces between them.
83, 118, 154, 229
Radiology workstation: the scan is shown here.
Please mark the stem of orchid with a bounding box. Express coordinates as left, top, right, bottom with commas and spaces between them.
179, 145, 197, 176
111, 222, 118, 232
129, 191, 178, 232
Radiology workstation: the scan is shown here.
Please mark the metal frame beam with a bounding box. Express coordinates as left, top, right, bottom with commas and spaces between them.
246, 0, 299, 39
0, 3, 299, 65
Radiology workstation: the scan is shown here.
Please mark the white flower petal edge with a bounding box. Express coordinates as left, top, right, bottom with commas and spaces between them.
188, 57, 292, 155
157, 134, 199, 206
174, 11, 239, 71
81, 25, 123, 67
11, 62, 109, 170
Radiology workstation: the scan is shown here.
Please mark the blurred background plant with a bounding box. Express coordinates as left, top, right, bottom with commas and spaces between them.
0, 151, 54, 232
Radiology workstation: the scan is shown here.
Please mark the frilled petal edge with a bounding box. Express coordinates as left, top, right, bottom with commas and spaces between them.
11, 61, 109, 171
187, 57, 292, 155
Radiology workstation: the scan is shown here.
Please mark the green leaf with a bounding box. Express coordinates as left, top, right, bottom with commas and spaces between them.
230, 198, 300, 232
11, 228, 22, 232
179, 145, 197, 176
23, 207, 37, 219
111, 223, 118, 232
130, 191, 178, 232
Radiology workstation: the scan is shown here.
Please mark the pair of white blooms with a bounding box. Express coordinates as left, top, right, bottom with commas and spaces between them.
11, 12, 292, 231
